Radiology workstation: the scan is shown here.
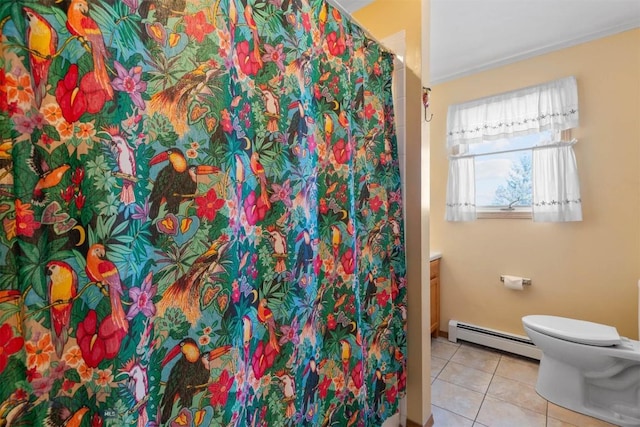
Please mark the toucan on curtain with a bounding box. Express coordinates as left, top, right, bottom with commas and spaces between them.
445, 76, 582, 222
0, 0, 407, 425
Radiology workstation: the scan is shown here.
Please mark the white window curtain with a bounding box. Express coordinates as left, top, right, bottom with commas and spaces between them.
446, 157, 476, 221
445, 76, 582, 222
532, 142, 582, 221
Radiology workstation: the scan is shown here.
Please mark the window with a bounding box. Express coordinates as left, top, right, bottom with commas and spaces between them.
444, 76, 582, 222
471, 131, 555, 218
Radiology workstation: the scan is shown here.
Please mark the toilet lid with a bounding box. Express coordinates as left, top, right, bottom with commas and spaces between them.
523, 315, 622, 346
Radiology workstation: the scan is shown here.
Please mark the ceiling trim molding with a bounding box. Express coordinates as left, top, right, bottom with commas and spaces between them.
431, 22, 640, 85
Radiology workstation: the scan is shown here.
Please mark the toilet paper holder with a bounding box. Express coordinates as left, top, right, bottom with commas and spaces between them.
500, 275, 532, 286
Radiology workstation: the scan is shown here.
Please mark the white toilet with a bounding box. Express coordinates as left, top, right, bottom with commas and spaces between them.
522, 315, 640, 427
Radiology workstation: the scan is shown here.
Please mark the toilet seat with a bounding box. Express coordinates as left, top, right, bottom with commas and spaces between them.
522, 315, 622, 347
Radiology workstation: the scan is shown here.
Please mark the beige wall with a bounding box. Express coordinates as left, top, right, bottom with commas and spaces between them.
354, 1, 431, 425
431, 29, 640, 340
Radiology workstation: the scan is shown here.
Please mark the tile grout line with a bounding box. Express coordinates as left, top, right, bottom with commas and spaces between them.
473, 352, 501, 425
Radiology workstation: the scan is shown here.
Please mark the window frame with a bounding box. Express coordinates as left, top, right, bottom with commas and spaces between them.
471, 130, 572, 219
477, 207, 532, 219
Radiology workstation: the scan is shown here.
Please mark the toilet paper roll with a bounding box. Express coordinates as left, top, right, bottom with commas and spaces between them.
503, 275, 524, 290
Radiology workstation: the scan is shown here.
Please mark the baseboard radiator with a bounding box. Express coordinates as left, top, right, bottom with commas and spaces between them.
448, 320, 542, 360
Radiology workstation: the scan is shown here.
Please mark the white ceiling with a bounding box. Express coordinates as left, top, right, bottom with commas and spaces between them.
333, 0, 640, 84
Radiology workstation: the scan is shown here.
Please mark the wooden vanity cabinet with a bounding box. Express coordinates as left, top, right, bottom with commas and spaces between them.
430, 258, 440, 337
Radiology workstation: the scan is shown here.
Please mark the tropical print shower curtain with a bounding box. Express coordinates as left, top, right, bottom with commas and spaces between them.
0, 0, 407, 425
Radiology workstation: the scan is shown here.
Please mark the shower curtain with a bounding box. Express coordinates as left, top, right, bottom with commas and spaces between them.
0, 0, 407, 425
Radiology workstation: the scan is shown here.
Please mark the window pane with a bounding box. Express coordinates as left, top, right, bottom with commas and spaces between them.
476, 151, 532, 208
471, 131, 553, 210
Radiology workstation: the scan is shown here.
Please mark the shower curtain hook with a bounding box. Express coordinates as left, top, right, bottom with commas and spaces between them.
422, 87, 433, 122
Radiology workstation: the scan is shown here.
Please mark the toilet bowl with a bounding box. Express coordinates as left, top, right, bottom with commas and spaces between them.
523, 315, 640, 427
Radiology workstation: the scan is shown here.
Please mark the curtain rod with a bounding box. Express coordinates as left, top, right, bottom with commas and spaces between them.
451, 139, 577, 159
323, 0, 394, 54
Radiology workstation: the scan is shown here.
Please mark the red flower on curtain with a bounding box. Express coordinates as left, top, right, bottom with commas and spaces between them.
13, 389, 28, 402
15, 199, 40, 237
237, 40, 262, 76
231, 281, 240, 303
370, 196, 383, 213
326, 32, 346, 56
302, 14, 311, 32
25, 366, 40, 382
76, 310, 126, 368
75, 191, 86, 209
386, 385, 398, 403
71, 167, 84, 186
62, 378, 75, 392
398, 369, 406, 391
364, 103, 376, 120
319, 199, 329, 214
221, 109, 233, 133
0, 324, 24, 373
391, 280, 399, 300
0, 69, 8, 111
373, 62, 382, 76
196, 188, 225, 221
314, 255, 322, 276
376, 290, 390, 307
208, 369, 234, 406
318, 376, 331, 398
340, 247, 355, 275
91, 413, 104, 427
251, 341, 277, 379
41, 134, 54, 146
184, 11, 215, 43
350, 360, 363, 389
326, 313, 337, 330
55, 64, 108, 123
332, 139, 352, 164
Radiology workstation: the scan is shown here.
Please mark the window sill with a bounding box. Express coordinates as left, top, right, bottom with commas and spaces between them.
477, 209, 532, 219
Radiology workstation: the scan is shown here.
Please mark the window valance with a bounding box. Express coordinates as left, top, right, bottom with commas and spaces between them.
446, 76, 579, 154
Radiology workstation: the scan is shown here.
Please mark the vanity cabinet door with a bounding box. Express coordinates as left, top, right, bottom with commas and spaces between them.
430, 259, 440, 337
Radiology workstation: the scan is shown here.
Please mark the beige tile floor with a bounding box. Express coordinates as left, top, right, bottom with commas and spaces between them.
430, 337, 620, 427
